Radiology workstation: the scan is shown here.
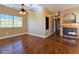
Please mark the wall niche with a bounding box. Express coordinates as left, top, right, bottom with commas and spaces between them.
63, 13, 76, 23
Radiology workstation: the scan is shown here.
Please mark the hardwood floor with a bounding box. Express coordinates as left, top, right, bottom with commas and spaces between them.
0, 33, 79, 54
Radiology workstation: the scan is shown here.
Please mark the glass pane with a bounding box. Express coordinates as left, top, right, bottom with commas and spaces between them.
0, 14, 6, 28
0, 14, 23, 28
14, 16, 23, 27
0, 14, 13, 28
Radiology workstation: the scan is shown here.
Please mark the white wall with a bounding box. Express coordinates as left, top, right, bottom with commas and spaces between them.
28, 8, 46, 37
28, 8, 54, 38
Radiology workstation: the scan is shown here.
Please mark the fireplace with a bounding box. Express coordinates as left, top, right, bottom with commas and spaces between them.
63, 28, 77, 36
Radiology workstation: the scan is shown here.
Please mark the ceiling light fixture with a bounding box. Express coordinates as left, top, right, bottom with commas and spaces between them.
54, 11, 60, 17
19, 4, 26, 15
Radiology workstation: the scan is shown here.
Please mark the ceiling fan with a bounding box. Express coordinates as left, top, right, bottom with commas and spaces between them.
19, 4, 35, 15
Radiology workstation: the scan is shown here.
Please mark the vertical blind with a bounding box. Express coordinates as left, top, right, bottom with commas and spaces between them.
0, 13, 23, 28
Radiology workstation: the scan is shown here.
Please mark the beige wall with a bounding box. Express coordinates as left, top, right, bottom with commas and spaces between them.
0, 5, 53, 38
0, 5, 28, 37
60, 7, 79, 37
44, 8, 53, 36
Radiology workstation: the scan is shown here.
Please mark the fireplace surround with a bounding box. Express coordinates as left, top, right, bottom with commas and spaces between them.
63, 28, 77, 36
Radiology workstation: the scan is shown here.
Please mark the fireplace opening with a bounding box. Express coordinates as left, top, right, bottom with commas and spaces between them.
63, 28, 77, 36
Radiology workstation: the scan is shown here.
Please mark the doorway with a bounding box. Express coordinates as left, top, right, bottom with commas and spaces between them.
53, 18, 60, 33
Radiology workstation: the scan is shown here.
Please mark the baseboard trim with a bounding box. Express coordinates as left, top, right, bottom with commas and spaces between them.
45, 32, 53, 38
0, 33, 27, 39
27, 33, 46, 38
0, 32, 53, 39
27, 32, 53, 38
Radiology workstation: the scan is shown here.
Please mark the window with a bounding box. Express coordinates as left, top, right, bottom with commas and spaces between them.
0, 13, 23, 28
0, 14, 13, 28
14, 16, 22, 27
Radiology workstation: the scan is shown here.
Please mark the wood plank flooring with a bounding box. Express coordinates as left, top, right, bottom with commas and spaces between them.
0, 33, 79, 54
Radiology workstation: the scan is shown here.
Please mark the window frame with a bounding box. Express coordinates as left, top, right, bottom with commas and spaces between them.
0, 13, 23, 29
13, 16, 23, 28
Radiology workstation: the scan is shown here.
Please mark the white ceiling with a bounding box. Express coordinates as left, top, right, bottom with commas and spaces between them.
2, 4, 41, 10
3, 4, 21, 9
41, 4, 79, 12
2, 4, 79, 12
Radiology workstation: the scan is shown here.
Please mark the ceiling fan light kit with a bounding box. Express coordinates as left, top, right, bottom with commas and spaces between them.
19, 4, 26, 15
